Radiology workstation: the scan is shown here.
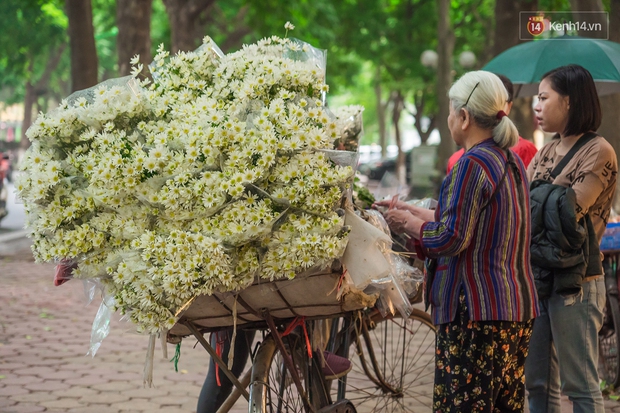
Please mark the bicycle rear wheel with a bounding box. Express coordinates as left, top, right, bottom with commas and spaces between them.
339, 308, 436, 412
600, 292, 620, 387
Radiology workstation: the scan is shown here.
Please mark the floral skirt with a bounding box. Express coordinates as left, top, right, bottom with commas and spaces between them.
433, 293, 534, 413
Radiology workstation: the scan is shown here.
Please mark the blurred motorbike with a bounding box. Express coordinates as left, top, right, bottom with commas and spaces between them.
0, 152, 9, 223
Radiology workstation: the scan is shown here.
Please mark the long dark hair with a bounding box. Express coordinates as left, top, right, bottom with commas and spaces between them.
541, 64, 601, 136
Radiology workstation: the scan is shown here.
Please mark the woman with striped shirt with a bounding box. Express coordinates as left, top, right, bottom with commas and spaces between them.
374, 70, 539, 412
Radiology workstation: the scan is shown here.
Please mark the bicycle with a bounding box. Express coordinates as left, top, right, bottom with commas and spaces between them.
176, 277, 436, 413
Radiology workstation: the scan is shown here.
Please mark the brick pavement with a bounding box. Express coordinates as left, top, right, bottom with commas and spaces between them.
2, 238, 620, 412
0, 242, 250, 413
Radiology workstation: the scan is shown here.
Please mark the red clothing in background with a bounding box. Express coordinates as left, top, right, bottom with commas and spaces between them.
446, 136, 538, 173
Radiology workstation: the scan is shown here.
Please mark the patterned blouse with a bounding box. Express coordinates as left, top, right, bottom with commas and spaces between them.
420, 138, 539, 325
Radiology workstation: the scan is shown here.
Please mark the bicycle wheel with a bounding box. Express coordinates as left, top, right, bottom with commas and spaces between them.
339, 308, 436, 412
600, 292, 620, 387
250, 333, 328, 413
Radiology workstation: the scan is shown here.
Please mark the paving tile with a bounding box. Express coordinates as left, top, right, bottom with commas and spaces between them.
0, 398, 17, 408
36, 370, 84, 380
0, 385, 30, 396
91, 381, 140, 392
11, 392, 59, 403
52, 386, 99, 398
120, 387, 163, 398
64, 375, 111, 386
67, 406, 118, 413
17, 366, 57, 376
0, 362, 30, 371
79, 392, 130, 404
23, 381, 68, 391
110, 398, 160, 411
4, 403, 46, 412
151, 394, 194, 406
102, 371, 142, 381
40, 398, 87, 409
0, 375, 43, 386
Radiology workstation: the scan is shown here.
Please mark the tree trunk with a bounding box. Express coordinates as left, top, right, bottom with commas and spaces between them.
117, 0, 153, 76
569, 0, 605, 27
491, 0, 537, 58
569, 0, 620, 210
66, 0, 99, 92
436, 0, 455, 175
162, 0, 216, 53
571, 0, 620, 211
208, 5, 251, 54
21, 81, 36, 150
375, 66, 387, 158
20, 44, 67, 150
391, 91, 406, 185
491, 0, 538, 143
413, 90, 436, 145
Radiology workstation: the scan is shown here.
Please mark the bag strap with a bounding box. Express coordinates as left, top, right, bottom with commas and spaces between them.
550, 132, 598, 179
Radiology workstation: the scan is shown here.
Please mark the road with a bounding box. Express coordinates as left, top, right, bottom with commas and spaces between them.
0, 180, 26, 233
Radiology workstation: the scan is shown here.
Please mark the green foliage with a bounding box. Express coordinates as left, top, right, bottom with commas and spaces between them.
151, 0, 170, 53
92, 0, 118, 79
0, 0, 68, 104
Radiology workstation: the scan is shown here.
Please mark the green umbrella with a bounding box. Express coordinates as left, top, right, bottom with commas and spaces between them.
482, 35, 620, 97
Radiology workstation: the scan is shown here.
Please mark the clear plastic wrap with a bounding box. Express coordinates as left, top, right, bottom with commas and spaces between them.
330, 105, 364, 152
284, 38, 327, 80
87, 294, 115, 357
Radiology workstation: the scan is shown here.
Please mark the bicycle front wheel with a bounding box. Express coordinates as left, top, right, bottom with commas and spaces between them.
340, 308, 436, 412
250, 333, 329, 413
600, 292, 620, 387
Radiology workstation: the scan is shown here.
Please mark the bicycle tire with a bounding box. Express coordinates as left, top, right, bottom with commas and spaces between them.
250, 333, 328, 413
338, 308, 436, 412
600, 292, 620, 387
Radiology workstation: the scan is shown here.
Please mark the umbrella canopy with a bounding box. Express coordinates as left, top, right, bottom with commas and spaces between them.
482, 35, 620, 97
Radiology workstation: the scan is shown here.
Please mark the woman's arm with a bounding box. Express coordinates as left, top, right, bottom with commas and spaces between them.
381, 209, 426, 239
372, 199, 436, 222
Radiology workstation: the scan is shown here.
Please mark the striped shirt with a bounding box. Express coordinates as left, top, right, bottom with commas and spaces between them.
420, 138, 539, 325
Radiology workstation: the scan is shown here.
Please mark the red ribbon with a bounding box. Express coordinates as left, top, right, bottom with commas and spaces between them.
213, 331, 228, 386
496, 110, 507, 120
281, 316, 312, 359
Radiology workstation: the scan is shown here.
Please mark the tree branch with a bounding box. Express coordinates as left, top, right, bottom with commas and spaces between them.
185, 0, 217, 19
35, 43, 67, 95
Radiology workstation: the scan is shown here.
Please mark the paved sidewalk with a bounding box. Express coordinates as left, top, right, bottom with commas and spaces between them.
2, 237, 620, 412
0, 242, 248, 413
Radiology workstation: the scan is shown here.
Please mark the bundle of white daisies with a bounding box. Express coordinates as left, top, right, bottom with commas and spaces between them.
19, 33, 360, 334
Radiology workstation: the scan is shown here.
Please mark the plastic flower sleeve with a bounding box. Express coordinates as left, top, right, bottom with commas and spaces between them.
87, 294, 115, 357
285, 38, 327, 80
331, 105, 365, 152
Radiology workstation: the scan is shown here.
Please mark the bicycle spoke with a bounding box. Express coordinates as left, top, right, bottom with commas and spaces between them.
334, 311, 436, 412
